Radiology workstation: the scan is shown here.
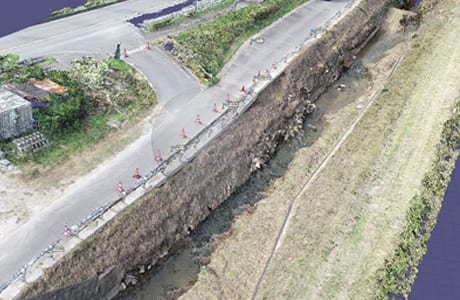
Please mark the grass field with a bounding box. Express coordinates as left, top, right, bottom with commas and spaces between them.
180, 1, 460, 299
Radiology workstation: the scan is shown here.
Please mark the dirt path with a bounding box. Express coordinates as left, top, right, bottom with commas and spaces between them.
180, 3, 460, 299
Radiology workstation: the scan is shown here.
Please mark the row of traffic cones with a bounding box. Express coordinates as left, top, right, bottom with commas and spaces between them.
122, 41, 152, 58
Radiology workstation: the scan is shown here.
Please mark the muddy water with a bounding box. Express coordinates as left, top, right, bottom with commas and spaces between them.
116, 63, 369, 300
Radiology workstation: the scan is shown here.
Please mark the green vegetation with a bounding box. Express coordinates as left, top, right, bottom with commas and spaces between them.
148, 0, 234, 32
149, 16, 189, 32
106, 58, 131, 73
0, 55, 156, 168
0, 54, 47, 83
50, 0, 120, 18
50, 7, 73, 17
376, 101, 460, 299
173, 0, 309, 83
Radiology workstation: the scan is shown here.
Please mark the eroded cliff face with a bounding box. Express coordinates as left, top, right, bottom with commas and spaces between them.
21, 1, 391, 299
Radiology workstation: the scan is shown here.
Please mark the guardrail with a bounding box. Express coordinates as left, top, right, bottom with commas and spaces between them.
0, 0, 357, 296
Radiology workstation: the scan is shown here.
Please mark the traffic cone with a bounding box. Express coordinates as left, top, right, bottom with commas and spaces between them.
212, 103, 218, 113
180, 128, 187, 139
133, 168, 141, 180
241, 85, 246, 93
117, 181, 124, 193
155, 150, 163, 161
195, 114, 202, 125
123, 48, 128, 58
146, 41, 151, 50
64, 224, 70, 235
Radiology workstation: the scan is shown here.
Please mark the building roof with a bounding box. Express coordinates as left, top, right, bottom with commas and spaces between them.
6, 83, 48, 100
4, 79, 65, 102
30, 78, 65, 93
0, 87, 31, 113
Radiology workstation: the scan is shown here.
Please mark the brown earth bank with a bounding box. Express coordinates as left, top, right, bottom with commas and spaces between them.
18, 0, 392, 299
181, 0, 460, 299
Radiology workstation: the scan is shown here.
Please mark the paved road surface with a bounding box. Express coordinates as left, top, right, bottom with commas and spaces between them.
0, 0, 349, 286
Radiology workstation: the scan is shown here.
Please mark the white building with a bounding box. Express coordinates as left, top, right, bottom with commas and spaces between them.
0, 87, 33, 141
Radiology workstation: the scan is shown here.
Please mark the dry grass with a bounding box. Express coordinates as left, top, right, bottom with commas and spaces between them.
16, 1, 407, 297
181, 1, 460, 299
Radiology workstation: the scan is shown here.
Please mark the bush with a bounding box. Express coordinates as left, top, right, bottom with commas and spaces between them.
34, 72, 88, 135
50, 7, 73, 17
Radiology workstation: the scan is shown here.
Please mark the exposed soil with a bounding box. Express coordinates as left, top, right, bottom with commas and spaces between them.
118, 53, 370, 300
182, 2, 460, 299
19, 0, 392, 299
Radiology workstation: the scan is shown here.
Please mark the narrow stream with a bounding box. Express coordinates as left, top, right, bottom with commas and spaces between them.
117, 62, 369, 300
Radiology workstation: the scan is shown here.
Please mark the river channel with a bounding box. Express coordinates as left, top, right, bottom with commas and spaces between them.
116, 56, 370, 300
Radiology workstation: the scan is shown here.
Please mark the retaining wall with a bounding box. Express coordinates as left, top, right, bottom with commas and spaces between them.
19, 0, 392, 298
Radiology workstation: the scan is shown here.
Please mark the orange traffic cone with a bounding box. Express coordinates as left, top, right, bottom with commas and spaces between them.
117, 181, 124, 193
180, 128, 187, 139
195, 114, 202, 125
241, 86, 246, 92
133, 168, 141, 180
64, 224, 70, 236
155, 150, 163, 162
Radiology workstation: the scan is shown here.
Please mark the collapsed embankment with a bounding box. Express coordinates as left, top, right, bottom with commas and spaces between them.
20, 0, 392, 299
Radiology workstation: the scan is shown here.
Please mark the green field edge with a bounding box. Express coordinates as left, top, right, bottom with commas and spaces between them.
375, 99, 460, 299
170, 0, 310, 85
147, 0, 235, 32
48, 0, 126, 21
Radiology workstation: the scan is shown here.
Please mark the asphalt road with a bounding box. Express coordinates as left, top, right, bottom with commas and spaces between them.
0, 0, 350, 287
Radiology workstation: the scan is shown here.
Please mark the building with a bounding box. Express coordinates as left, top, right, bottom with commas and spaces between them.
0, 87, 33, 141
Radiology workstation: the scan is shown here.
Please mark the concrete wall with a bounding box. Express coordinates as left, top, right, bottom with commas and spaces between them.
19, 0, 392, 298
